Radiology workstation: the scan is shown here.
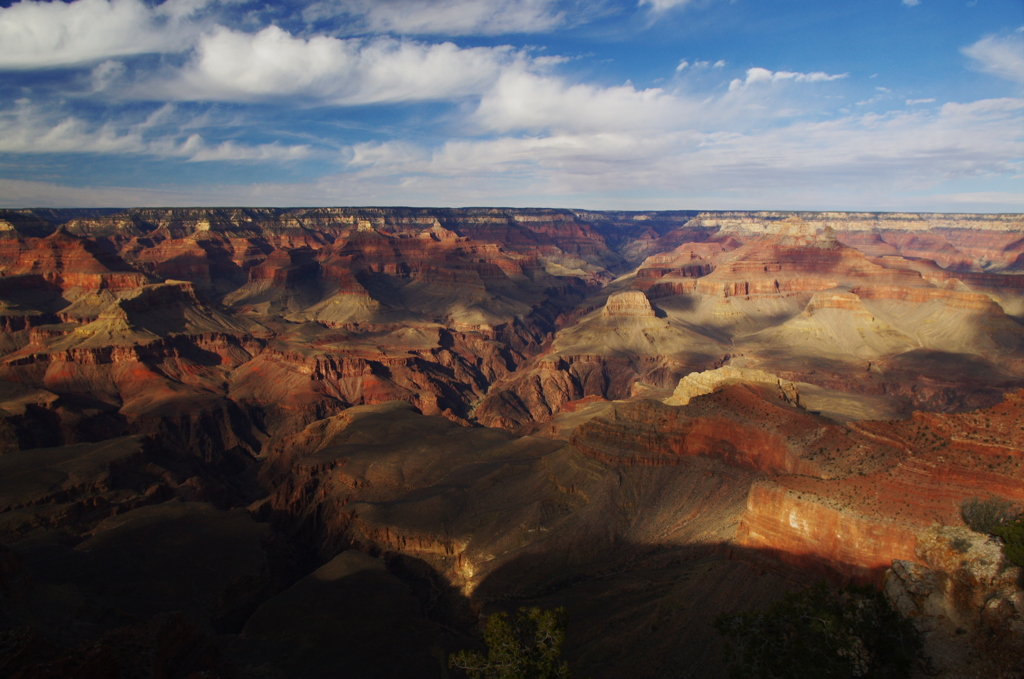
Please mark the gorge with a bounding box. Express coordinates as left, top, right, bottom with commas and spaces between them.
0, 207, 1021, 678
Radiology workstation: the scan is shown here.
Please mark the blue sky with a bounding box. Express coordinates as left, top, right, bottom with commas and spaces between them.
0, 0, 1021, 210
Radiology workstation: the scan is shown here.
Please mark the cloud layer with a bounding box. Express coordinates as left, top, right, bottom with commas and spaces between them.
0, 101, 310, 162
0, 0, 1020, 210
343, 97, 1024, 200
323, 0, 568, 35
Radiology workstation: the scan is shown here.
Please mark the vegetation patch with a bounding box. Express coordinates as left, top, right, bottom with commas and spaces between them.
450, 606, 572, 679
960, 496, 1024, 567
960, 496, 1021, 534
991, 519, 1024, 568
715, 581, 921, 679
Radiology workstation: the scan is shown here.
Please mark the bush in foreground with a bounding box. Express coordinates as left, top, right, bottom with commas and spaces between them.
960, 496, 1020, 535
991, 519, 1024, 568
715, 582, 921, 679
960, 496, 1024, 568
449, 606, 572, 679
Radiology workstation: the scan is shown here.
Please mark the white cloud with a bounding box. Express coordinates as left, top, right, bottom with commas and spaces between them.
0, 0, 207, 69
185, 139, 311, 162
638, 0, 696, 11
728, 67, 847, 91
470, 62, 859, 137
151, 26, 518, 103
0, 101, 310, 162
906, 98, 935, 105
902, 0, 920, 7
937, 96, 1024, 118
312, 0, 567, 35
856, 95, 884, 106
962, 34, 1024, 84
474, 70, 691, 133
677, 59, 722, 72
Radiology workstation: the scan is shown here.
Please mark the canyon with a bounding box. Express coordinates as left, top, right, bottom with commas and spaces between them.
0, 207, 1021, 678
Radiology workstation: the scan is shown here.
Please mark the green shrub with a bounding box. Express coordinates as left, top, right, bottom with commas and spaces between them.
449, 606, 571, 679
959, 496, 1024, 568
960, 496, 1020, 534
992, 519, 1024, 568
715, 582, 921, 679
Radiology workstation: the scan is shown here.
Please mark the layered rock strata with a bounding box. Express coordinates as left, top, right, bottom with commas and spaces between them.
1, 207, 1023, 678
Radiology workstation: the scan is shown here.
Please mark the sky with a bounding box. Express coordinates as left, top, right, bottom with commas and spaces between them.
0, 0, 1022, 211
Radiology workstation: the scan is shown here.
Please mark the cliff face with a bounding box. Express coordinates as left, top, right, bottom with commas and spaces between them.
731, 390, 1024, 582
736, 481, 921, 581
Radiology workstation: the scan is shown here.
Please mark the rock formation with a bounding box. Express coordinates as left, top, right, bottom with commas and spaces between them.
601, 290, 656, 317
665, 366, 800, 406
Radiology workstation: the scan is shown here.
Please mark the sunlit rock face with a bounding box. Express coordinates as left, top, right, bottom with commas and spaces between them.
1, 207, 1023, 679
665, 366, 800, 406
732, 389, 1024, 579
601, 290, 656, 317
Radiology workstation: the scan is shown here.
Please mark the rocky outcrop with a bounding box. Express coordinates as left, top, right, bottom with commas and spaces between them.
885, 534, 1024, 676
851, 284, 1000, 312
802, 291, 874, 317
685, 211, 1024, 274
665, 366, 799, 406
690, 211, 1023, 234
602, 290, 655, 317
736, 480, 920, 582
474, 351, 703, 430
570, 385, 827, 475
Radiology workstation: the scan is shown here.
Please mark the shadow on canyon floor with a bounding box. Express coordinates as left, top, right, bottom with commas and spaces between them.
468, 540, 824, 679
4, 516, 893, 679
